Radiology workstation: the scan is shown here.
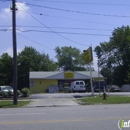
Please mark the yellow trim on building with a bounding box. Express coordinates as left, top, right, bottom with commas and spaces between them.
30, 79, 58, 94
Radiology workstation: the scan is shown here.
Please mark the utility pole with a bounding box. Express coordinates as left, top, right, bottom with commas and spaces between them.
83, 46, 94, 96
12, 0, 17, 105
90, 63, 94, 96
98, 58, 100, 95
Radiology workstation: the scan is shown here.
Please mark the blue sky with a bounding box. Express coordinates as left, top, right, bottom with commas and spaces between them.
0, 0, 130, 70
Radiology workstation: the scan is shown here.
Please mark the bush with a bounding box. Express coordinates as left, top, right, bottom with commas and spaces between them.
17, 90, 22, 97
21, 88, 30, 97
7, 91, 13, 97
0, 91, 4, 97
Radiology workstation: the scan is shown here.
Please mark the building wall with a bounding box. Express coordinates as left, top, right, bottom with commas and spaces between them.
30, 79, 58, 94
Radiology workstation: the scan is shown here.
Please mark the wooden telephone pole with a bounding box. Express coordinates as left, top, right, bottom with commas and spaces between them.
11, 0, 17, 105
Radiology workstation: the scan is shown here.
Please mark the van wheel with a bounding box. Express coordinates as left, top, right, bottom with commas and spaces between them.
73, 90, 75, 93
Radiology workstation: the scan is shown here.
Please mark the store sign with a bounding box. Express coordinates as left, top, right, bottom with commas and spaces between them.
84, 47, 93, 64
64, 72, 74, 79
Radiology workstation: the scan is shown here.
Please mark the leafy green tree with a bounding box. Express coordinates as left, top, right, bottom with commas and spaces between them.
94, 26, 130, 85
39, 54, 57, 71
18, 46, 57, 89
55, 46, 89, 71
0, 53, 13, 85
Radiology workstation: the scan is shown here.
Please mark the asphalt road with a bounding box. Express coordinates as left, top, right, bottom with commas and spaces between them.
31, 92, 130, 99
0, 104, 130, 130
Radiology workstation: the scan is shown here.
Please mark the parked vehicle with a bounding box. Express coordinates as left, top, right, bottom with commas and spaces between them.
0, 86, 13, 97
86, 80, 106, 92
121, 84, 130, 92
69, 80, 86, 92
94, 81, 106, 92
110, 85, 121, 92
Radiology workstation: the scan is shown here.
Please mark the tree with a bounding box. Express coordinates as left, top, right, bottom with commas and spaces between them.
0, 53, 13, 85
55, 46, 88, 71
18, 46, 57, 89
39, 54, 57, 71
94, 26, 130, 85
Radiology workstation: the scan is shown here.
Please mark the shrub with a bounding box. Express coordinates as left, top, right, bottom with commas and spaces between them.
21, 88, 30, 97
17, 90, 22, 97
7, 91, 13, 97
0, 91, 4, 97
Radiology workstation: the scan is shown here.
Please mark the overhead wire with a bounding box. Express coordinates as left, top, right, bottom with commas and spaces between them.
1, 28, 128, 37
2, 7, 118, 27
1, 28, 111, 36
29, 0, 130, 7
17, 2, 90, 47
17, 29, 111, 36
0, 25, 113, 31
17, 33, 54, 50
25, 3, 130, 18
17, 10, 118, 26
0, 0, 11, 2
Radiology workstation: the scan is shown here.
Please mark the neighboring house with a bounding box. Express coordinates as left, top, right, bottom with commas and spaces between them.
29, 71, 104, 94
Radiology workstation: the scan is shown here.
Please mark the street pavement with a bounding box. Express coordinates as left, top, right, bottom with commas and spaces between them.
1, 93, 130, 130
0, 104, 130, 130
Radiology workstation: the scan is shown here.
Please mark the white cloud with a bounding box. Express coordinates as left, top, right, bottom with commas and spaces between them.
16, 2, 30, 19
1, 47, 22, 57
0, 2, 30, 20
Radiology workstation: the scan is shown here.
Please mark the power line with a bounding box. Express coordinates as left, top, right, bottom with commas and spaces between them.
5, 8, 119, 26
17, 33, 54, 50
0, 25, 113, 31
17, 10, 118, 26
17, 29, 111, 36
30, 0, 130, 7
25, 3, 130, 18
0, 29, 8, 31
29, 12, 118, 27
0, 0, 11, 2
1, 28, 111, 36
17, 3, 90, 47
3, 28, 129, 37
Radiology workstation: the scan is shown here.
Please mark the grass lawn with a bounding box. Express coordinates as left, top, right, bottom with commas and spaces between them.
78, 96, 130, 105
0, 101, 30, 108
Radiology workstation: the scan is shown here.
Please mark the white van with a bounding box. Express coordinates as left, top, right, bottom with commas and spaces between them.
69, 80, 86, 92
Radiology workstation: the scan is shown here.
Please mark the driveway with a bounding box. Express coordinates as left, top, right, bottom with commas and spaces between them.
26, 98, 79, 107
30, 92, 130, 99
26, 92, 130, 107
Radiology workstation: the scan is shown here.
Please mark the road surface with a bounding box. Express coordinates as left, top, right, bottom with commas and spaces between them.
0, 104, 130, 130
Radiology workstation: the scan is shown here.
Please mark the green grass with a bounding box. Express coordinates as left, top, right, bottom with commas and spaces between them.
0, 101, 30, 108
78, 96, 130, 105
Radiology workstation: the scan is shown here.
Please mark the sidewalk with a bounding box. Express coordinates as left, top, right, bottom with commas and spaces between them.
25, 98, 79, 107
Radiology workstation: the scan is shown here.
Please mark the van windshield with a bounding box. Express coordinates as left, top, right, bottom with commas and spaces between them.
76, 82, 79, 85
80, 82, 84, 85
